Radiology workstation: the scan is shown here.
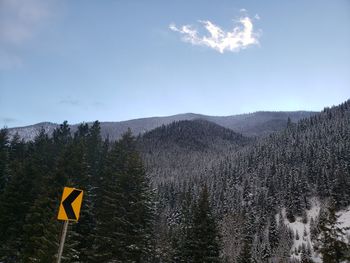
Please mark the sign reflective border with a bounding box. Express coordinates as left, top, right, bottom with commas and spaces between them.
58, 187, 83, 221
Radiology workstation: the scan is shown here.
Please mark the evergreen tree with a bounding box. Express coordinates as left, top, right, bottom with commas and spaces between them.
268, 215, 279, 253
238, 241, 253, 263
300, 245, 313, 263
190, 185, 221, 263
0, 131, 52, 261
237, 207, 255, 263
63, 121, 103, 262
0, 129, 9, 193
317, 200, 350, 263
1, 99, 350, 262
95, 130, 155, 262
20, 128, 68, 262
172, 188, 195, 262
53, 121, 72, 147
0, 160, 29, 261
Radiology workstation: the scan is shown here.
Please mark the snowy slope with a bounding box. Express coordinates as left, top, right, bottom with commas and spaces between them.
337, 207, 350, 244
279, 198, 350, 262
281, 198, 321, 262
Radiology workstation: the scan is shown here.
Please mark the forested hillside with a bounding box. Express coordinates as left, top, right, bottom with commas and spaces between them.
138, 119, 251, 185
150, 100, 350, 262
8, 111, 315, 142
0, 100, 349, 262
0, 123, 154, 262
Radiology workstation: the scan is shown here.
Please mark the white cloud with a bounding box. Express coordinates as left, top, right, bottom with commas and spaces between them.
0, 0, 51, 45
0, 0, 53, 70
169, 15, 260, 53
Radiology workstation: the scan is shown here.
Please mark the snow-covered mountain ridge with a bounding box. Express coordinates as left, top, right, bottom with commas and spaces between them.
7, 111, 316, 141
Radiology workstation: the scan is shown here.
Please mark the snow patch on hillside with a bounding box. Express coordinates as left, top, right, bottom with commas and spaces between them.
8, 123, 57, 142
281, 198, 321, 262
279, 198, 350, 262
337, 207, 350, 244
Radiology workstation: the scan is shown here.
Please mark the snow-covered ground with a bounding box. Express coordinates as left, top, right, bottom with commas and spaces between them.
337, 206, 350, 243
280, 198, 321, 262
278, 198, 350, 262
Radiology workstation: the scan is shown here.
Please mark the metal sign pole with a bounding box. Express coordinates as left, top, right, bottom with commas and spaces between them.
57, 220, 69, 263
56, 187, 83, 262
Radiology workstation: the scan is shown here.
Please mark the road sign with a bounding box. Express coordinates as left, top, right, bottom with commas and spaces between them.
58, 187, 83, 221
56, 187, 83, 263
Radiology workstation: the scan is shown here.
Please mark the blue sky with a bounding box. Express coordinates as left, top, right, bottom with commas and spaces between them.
1, 0, 350, 127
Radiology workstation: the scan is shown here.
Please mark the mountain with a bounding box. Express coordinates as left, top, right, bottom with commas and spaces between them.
139, 119, 250, 151
138, 119, 251, 184
7, 111, 316, 141
148, 99, 350, 262
205, 111, 316, 137
1, 100, 349, 262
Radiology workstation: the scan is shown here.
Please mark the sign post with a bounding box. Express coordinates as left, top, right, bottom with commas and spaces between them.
56, 187, 83, 263
57, 220, 69, 263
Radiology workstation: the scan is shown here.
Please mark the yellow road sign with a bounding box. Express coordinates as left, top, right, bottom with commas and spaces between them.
58, 187, 83, 221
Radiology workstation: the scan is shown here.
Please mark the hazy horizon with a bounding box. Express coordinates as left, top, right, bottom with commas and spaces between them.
1, 0, 349, 128
4, 107, 327, 129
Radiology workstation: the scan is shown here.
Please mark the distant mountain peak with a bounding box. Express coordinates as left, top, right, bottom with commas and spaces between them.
7, 111, 316, 141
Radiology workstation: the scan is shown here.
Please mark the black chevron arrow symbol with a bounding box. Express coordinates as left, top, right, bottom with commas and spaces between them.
62, 189, 82, 220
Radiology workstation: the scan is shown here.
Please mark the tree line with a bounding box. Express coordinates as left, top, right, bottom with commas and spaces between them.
0, 121, 221, 262
140, 100, 350, 262
1, 99, 350, 262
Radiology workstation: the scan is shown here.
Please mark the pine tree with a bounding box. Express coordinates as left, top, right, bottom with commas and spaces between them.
190, 185, 221, 263
94, 130, 155, 262
65, 121, 103, 262
53, 121, 72, 147
268, 215, 279, 253
300, 245, 313, 263
317, 200, 350, 263
172, 188, 195, 262
274, 213, 293, 261
0, 161, 29, 261
0, 131, 52, 261
0, 128, 9, 194
20, 181, 63, 262
238, 241, 253, 263
237, 206, 255, 263
20, 128, 68, 262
